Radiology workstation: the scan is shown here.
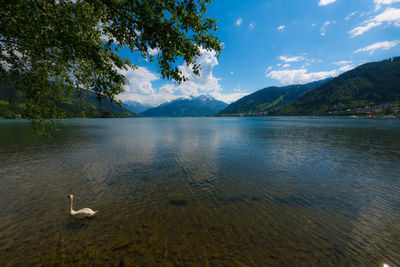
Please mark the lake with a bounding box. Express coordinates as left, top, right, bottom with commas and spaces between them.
0, 117, 399, 266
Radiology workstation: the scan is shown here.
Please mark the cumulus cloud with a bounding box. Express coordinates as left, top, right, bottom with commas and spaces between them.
350, 8, 400, 37
279, 55, 305, 62
120, 67, 158, 95
374, 0, 400, 9
354, 40, 400, 54
266, 63, 354, 85
118, 48, 229, 106
118, 67, 175, 106
249, 23, 255, 30
209, 92, 249, 103
283, 64, 290, 68
319, 0, 337, 6
159, 84, 176, 94
172, 48, 222, 95
236, 18, 242, 26
277, 25, 286, 30
266, 69, 338, 84
161, 48, 251, 104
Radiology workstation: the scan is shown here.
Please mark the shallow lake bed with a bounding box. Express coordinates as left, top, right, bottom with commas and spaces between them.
0, 117, 399, 265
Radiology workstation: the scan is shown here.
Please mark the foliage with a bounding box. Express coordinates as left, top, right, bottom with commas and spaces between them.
0, 83, 135, 121
275, 57, 400, 115
218, 79, 330, 115
140, 95, 227, 117
0, 0, 221, 133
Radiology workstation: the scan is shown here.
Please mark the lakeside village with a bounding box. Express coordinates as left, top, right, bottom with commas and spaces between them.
327, 102, 400, 116
215, 102, 400, 118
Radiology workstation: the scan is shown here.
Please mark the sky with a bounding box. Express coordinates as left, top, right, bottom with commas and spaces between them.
117, 0, 400, 106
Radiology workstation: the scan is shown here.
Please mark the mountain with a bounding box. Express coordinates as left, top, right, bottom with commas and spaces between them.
123, 100, 152, 114
218, 79, 331, 115
275, 57, 400, 115
140, 95, 228, 117
0, 84, 136, 119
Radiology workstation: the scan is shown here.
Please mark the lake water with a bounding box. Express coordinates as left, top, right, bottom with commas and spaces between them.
0, 117, 399, 266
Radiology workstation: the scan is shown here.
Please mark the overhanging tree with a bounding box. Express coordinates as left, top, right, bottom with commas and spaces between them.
0, 0, 221, 133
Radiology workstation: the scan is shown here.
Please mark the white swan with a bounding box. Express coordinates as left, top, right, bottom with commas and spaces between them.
67, 194, 98, 219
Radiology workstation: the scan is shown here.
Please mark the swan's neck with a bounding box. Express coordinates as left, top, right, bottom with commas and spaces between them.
69, 198, 74, 214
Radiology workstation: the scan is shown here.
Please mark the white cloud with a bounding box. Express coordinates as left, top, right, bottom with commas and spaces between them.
334, 60, 352, 65
339, 65, 354, 72
209, 92, 249, 104
279, 55, 305, 62
120, 67, 158, 95
282, 63, 290, 68
118, 67, 177, 106
345, 11, 358, 21
267, 69, 338, 84
118, 48, 229, 106
230, 71, 234, 75
236, 18, 242, 26
159, 84, 176, 94
130, 48, 227, 105
350, 21, 383, 37
319, 0, 337, 6
350, 8, 400, 37
374, 0, 400, 9
374, 0, 400, 5
277, 25, 286, 30
249, 23, 255, 30
320, 20, 336, 36
147, 47, 160, 56
354, 40, 400, 54
173, 48, 222, 95
120, 93, 177, 106
266, 63, 356, 85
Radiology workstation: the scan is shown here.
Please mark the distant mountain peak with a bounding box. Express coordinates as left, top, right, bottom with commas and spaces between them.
122, 100, 153, 114
192, 95, 215, 101
140, 95, 227, 117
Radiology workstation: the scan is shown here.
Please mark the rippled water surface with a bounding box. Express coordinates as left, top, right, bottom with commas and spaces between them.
0, 117, 399, 266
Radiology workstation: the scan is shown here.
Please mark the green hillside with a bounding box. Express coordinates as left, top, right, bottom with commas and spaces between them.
218, 79, 331, 115
275, 57, 400, 115
0, 84, 135, 119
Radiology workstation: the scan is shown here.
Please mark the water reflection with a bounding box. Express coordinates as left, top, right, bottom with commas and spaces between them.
0, 117, 399, 265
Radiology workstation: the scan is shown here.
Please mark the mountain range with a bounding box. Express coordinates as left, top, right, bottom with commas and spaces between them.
140, 95, 227, 117
274, 57, 400, 115
218, 57, 400, 116
218, 79, 331, 115
2, 57, 399, 119
123, 101, 153, 114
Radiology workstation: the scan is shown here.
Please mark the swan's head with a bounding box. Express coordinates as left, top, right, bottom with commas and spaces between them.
67, 194, 73, 199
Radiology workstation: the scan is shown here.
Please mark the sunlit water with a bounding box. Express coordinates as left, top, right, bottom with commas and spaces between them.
0, 117, 399, 266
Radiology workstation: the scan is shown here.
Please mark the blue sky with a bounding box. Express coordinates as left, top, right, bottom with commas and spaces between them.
118, 0, 400, 106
